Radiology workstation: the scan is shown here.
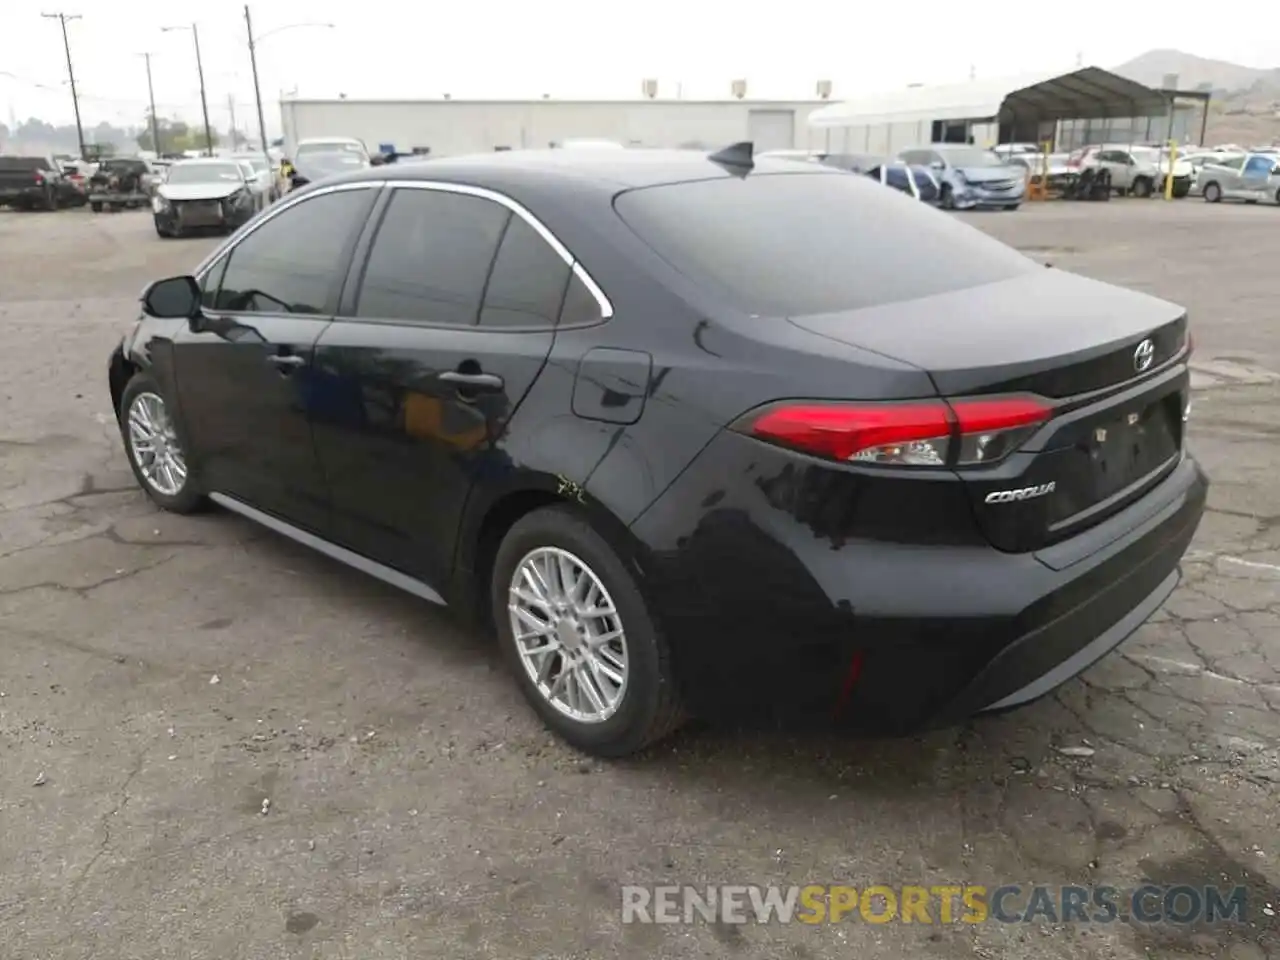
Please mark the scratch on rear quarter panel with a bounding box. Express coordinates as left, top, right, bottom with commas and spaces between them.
556, 474, 587, 504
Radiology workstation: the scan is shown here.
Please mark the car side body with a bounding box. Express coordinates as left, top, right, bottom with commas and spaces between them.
109, 149, 1207, 752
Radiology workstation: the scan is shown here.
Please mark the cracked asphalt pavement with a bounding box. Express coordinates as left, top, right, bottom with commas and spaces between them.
1, 201, 1276, 959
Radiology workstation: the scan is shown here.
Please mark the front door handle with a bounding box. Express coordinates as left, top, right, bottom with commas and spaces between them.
267, 354, 306, 370
438, 370, 503, 392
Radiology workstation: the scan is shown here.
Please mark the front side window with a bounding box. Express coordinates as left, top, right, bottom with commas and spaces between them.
355, 188, 510, 325
213, 188, 373, 315
1217, 155, 1246, 171
614, 171, 1038, 316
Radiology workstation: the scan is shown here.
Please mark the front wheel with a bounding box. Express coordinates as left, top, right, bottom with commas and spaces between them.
1002, 204, 1020, 211
1203, 182, 1222, 203
1131, 177, 1153, 198
118, 373, 205, 514
491, 506, 684, 757
939, 184, 955, 210
90, 201, 103, 212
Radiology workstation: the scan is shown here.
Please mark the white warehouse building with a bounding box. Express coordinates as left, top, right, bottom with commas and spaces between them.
279, 97, 834, 158
806, 66, 1205, 156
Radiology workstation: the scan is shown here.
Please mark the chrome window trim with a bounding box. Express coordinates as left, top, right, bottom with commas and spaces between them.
193, 177, 615, 321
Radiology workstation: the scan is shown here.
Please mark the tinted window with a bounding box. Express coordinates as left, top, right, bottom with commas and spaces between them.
1244, 155, 1273, 176
479, 216, 572, 328
356, 188, 509, 325
883, 166, 911, 191
1217, 155, 1246, 170
214, 188, 371, 314
200, 255, 229, 309
614, 172, 1038, 316
558, 272, 603, 326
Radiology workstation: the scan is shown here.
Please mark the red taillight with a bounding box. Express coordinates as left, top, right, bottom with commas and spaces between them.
736, 395, 1053, 468
33, 172, 45, 184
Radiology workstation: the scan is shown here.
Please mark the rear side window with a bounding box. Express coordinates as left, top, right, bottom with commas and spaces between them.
479, 216, 572, 328
356, 188, 510, 325
883, 166, 911, 191
613, 172, 1038, 316
1243, 155, 1274, 176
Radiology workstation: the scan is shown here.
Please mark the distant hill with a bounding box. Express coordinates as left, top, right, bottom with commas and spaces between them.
1112, 49, 1276, 93
1111, 49, 1280, 146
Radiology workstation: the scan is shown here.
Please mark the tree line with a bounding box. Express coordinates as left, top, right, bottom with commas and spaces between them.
1, 111, 224, 156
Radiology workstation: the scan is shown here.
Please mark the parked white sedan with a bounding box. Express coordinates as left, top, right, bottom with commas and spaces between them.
1197, 152, 1280, 204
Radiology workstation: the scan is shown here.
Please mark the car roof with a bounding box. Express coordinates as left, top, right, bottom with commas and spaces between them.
319, 147, 839, 194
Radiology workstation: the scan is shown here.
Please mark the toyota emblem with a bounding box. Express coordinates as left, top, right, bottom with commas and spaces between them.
1133, 338, 1155, 373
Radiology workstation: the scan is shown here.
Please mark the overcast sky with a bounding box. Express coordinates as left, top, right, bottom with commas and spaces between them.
4, 0, 1277, 132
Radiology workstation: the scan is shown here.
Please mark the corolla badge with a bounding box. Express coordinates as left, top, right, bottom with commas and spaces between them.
984, 482, 1056, 504
1133, 338, 1155, 373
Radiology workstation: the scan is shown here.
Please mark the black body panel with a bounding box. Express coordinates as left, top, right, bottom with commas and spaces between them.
108, 149, 1208, 738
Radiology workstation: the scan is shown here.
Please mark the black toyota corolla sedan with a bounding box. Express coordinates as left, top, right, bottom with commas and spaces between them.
108, 144, 1207, 757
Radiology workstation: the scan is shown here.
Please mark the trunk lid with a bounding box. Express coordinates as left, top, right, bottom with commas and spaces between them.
788, 269, 1191, 552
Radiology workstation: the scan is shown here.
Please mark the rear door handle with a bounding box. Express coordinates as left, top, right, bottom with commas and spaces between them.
267, 354, 306, 369
438, 370, 503, 392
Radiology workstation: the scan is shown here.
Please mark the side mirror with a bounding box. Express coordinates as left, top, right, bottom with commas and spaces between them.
369, 154, 385, 166
930, 160, 945, 171
143, 275, 201, 320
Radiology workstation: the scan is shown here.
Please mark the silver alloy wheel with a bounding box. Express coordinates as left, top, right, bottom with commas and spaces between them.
126, 391, 188, 497
508, 546, 629, 724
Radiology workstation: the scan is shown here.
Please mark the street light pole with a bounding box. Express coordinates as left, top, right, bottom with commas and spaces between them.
243, 14, 335, 160
192, 25, 214, 155
140, 53, 161, 154
244, 4, 270, 163
42, 11, 86, 161
162, 23, 214, 155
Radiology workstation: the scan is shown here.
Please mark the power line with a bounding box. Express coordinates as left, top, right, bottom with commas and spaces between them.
40, 11, 86, 159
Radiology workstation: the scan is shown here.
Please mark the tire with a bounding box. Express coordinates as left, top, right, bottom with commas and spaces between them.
153, 216, 171, 238
491, 505, 684, 757
1203, 182, 1221, 203
1131, 177, 1153, 198
939, 184, 955, 210
117, 373, 206, 514
1002, 204, 1020, 211
90, 201, 103, 213
1275, 189, 1280, 206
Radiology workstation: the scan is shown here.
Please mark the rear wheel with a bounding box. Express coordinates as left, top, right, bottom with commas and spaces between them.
1131, 177, 1153, 198
1002, 204, 1020, 211
90, 201, 103, 212
118, 373, 205, 514
1203, 182, 1222, 203
939, 184, 955, 210
153, 216, 171, 238
491, 506, 684, 757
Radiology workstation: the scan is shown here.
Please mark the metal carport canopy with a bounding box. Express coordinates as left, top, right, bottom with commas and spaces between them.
807, 67, 1167, 127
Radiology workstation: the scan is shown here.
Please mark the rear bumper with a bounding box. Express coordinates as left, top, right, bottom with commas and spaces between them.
630, 430, 1208, 733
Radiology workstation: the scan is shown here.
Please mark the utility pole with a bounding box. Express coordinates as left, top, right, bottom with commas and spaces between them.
42, 12, 86, 161
227, 93, 238, 149
244, 5, 271, 162
141, 53, 161, 154
163, 23, 214, 155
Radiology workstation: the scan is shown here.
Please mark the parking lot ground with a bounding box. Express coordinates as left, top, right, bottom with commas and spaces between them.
1, 201, 1277, 960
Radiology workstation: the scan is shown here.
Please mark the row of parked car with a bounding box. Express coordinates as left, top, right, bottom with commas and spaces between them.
762, 140, 1280, 208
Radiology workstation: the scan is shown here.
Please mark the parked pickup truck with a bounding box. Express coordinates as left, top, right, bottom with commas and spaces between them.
87, 157, 152, 212
0, 155, 83, 210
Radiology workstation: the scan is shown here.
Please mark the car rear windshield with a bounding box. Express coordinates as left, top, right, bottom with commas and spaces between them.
613, 171, 1038, 316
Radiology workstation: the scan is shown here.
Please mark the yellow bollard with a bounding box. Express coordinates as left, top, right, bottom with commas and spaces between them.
1164, 140, 1178, 201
